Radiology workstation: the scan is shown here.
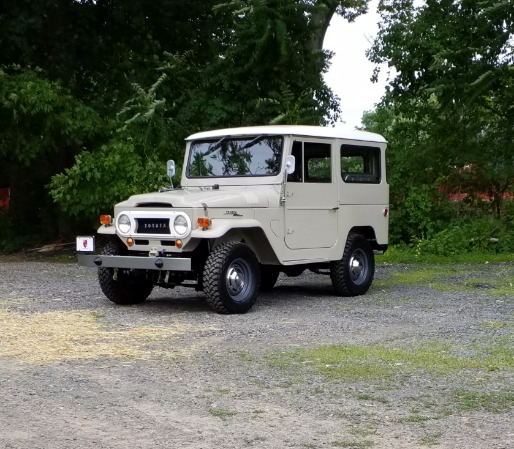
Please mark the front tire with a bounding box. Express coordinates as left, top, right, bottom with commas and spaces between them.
98, 240, 153, 305
203, 242, 260, 314
330, 234, 375, 296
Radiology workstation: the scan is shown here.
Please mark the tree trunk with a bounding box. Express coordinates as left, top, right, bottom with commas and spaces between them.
310, 1, 339, 52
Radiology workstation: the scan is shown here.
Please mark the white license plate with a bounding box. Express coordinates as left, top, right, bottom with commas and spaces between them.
76, 236, 95, 252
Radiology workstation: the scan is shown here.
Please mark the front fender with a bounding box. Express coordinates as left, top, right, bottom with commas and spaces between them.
190, 218, 263, 239
97, 225, 116, 235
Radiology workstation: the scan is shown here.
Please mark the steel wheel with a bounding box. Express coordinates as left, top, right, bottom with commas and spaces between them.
348, 248, 370, 285
203, 242, 260, 314
330, 234, 375, 296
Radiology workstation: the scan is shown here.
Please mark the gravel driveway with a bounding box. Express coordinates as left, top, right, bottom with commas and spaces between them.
0, 259, 513, 449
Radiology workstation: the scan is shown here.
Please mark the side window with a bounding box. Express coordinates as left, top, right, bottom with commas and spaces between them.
341, 145, 380, 184
305, 142, 331, 183
288, 141, 332, 183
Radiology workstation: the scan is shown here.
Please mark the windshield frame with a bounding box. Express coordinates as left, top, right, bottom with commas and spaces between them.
185, 135, 284, 179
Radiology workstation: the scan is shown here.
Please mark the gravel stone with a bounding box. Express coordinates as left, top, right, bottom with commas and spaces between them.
0, 260, 513, 449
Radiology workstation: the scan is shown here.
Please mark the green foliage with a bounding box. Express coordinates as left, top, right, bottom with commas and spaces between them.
50, 141, 167, 217
364, 0, 514, 248
0, 213, 45, 253
414, 218, 514, 257
0, 66, 102, 165
0, 66, 104, 241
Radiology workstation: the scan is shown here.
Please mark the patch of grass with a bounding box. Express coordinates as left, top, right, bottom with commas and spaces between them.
208, 407, 237, 420
215, 388, 231, 396
419, 432, 442, 446
355, 393, 388, 404
484, 321, 511, 329
374, 264, 514, 297
238, 351, 257, 362
380, 246, 513, 264
331, 440, 373, 448
269, 337, 514, 382
453, 390, 514, 413
0, 307, 193, 363
402, 415, 434, 423
349, 426, 378, 438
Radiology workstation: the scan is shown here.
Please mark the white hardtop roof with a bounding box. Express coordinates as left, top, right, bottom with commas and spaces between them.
186, 125, 387, 144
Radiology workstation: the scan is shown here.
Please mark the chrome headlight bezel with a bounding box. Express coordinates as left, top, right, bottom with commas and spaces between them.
173, 214, 188, 236
117, 214, 131, 234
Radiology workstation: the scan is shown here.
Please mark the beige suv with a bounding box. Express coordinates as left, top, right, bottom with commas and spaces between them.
77, 125, 389, 314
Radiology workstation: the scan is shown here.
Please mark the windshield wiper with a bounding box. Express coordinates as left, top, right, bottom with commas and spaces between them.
239, 135, 265, 150
206, 136, 228, 153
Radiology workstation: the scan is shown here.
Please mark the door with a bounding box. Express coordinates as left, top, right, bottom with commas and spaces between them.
284, 140, 339, 250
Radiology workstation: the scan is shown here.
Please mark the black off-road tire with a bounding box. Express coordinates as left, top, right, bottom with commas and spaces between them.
330, 234, 375, 297
260, 265, 280, 291
98, 239, 153, 305
203, 242, 260, 314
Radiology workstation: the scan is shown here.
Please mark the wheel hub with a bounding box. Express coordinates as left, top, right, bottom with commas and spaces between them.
226, 264, 246, 296
349, 250, 367, 284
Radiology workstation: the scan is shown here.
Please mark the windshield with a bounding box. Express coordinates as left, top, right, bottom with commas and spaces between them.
187, 135, 283, 178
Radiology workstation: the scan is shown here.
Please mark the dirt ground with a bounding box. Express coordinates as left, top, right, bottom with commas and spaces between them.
0, 258, 513, 449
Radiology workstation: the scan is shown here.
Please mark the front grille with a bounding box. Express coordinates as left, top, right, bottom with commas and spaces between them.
136, 218, 171, 234
136, 202, 173, 208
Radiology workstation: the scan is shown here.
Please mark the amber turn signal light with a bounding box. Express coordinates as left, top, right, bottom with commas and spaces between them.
127, 238, 134, 247
176, 239, 183, 249
197, 217, 211, 229
100, 215, 112, 225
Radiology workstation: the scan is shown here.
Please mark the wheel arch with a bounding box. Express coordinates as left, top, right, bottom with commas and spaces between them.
212, 227, 280, 265
348, 226, 378, 248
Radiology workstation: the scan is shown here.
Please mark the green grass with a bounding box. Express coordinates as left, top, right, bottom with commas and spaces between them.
380, 246, 514, 264
355, 393, 388, 404
374, 264, 514, 296
453, 390, 514, 413
402, 414, 435, 423
330, 440, 373, 448
208, 407, 237, 420
269, 338, 514, 382
418, 432, 443, 446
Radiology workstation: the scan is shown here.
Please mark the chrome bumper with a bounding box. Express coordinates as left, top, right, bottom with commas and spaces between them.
78, 254, 192, 271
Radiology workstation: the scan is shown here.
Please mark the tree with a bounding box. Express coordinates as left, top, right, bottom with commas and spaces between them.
0, 67, 102, 238
367, 0, 514, 219
1, 0, 374, 246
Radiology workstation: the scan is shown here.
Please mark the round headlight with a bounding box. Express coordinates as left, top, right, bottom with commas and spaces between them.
173, 215, 188, 236
117, 214, 131, 234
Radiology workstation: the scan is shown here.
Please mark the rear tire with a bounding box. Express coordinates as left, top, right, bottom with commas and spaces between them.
330, 234, 374, 296
203, 242, 260, 314
98, 240, 153, 305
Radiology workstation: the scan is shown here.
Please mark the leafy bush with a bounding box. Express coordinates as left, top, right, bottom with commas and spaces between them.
49, 141, 168, 219
414, 218, 514, 257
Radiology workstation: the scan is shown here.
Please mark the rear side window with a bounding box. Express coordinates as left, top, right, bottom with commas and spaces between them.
341, 145, 381, 184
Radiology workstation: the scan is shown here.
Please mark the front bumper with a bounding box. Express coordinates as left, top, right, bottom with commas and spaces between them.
78, 254, 192, 271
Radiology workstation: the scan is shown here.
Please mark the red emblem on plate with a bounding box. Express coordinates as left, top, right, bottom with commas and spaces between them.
83, 239, 88, 249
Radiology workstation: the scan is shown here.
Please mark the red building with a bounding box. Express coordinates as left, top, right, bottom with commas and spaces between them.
0, 187, 10, 210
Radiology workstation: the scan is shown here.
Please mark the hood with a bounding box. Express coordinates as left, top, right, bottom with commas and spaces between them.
116, 187, 270, 209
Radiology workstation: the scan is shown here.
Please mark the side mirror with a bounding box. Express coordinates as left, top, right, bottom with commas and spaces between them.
285, 155, 295, 175
167, 160, 176, 180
